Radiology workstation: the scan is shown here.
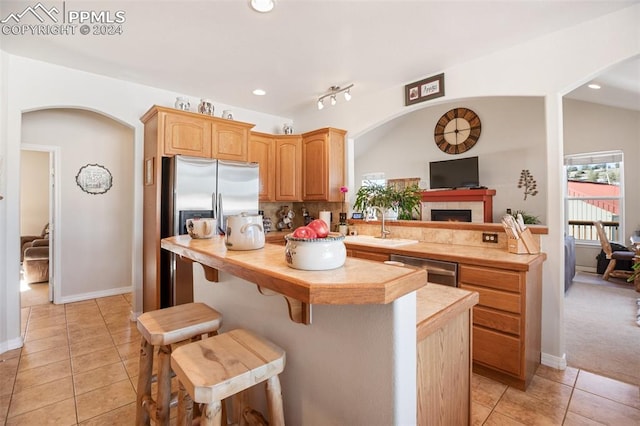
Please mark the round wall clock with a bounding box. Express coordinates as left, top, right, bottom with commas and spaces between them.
433, 107, 481, 154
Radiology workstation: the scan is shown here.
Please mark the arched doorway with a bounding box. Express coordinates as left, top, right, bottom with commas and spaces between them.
20, 108, 135, 305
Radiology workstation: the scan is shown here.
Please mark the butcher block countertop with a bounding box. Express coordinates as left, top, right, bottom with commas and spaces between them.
161, 235, 427, 306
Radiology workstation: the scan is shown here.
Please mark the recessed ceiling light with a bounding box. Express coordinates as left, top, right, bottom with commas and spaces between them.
250, 0, 275, 13
253, 89, 266, 96
588, 83, 601, 90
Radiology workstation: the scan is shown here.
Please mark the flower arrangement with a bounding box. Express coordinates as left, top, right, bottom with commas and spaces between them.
340, 186, 348, 213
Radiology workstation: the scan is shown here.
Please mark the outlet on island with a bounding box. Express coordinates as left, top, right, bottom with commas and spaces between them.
482, 232, 498, 243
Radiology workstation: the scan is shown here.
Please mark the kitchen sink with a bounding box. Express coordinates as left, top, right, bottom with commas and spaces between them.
344, 235, 419, 247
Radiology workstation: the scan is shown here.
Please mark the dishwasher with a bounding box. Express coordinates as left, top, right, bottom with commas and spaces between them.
389, 254, 458, 287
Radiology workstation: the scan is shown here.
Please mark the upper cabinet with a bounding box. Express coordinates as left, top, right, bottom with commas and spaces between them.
248, 132, 275, 202
213, 121, 251, 161
141, 106, 254, 161
249, 132, 302, 202
274, 136, 302, 202
302, 128, 347, 202
162, 111, 213, 157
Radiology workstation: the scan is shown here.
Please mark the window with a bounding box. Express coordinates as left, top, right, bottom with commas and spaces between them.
360, 172, 386, 187
564, 151, 624, 243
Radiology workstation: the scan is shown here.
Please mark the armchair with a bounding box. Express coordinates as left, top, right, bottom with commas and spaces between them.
21, 223, 49, 262
23, 239, 49, 284
593, 221, 634, 281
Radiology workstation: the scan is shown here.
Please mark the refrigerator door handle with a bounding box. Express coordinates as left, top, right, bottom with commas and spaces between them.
217, 192, 224, 233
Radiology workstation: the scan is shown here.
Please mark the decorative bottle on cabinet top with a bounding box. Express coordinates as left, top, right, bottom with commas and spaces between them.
175, 97, 190, 111
198, 99, 214, 116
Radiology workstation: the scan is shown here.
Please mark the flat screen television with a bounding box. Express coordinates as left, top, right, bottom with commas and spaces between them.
429, 156, 479, 189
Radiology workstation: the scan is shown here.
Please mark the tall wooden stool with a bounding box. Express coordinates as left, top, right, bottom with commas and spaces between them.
171, 328, 286, 426
136, 302, 223, 426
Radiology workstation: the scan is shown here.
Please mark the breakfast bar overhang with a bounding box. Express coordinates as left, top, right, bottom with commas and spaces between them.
160, 235, 478, 425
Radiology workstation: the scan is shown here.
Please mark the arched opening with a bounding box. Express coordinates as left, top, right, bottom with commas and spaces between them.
20, 108, 135, 306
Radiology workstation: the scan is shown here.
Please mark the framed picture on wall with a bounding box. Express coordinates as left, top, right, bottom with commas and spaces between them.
404, 73, 445, 106
76, 164, 113, 195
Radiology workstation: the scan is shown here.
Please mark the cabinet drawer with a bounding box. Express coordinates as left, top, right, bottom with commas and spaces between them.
459, 265, 522, 293
473, 326, 521, 376
460, 284, 521, 314
473, 306, 521, 336
347, 249, 389, 262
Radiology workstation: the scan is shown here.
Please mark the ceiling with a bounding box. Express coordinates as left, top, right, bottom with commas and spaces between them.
1, 0, 638, 116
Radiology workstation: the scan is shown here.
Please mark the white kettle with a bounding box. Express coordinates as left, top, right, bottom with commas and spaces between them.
225, 213, 265, 250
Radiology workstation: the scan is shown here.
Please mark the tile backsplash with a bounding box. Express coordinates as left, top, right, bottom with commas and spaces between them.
259, 202, 344, 232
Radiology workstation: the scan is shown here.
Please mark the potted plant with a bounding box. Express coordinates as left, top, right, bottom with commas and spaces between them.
353, 182, 421, 220
513, 210, 541, 225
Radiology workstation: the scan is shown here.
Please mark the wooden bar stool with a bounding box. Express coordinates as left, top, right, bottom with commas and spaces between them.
171, 328, 286, 426
135, 302, 223, 426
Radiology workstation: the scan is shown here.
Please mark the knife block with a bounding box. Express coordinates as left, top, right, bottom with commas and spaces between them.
507, 237, 529, 254
507, 228, 540, 254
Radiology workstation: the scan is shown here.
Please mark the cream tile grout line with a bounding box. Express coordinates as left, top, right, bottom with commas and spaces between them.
3, 295, 137, 425
561, 383, 576, 425
5, 294, 639, 425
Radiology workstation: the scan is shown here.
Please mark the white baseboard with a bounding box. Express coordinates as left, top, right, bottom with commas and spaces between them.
56, 286, 133, 305
576, 266, 597, 273
541, 352, 567, 370
129, 310, 141, 322
0, 336, 24, 356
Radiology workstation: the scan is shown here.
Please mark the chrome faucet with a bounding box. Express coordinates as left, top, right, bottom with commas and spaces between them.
372, 206, 391, 239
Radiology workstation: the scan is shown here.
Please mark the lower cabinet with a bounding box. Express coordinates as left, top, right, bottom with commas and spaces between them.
346, 248, 389, 262
416, 285, 477, 425
458, 261, 543, 390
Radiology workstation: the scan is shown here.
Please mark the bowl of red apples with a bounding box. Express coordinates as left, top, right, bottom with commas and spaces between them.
284, 219, 346, 270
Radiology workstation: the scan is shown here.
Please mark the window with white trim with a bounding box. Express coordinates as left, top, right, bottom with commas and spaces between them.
564, 151, 624, 243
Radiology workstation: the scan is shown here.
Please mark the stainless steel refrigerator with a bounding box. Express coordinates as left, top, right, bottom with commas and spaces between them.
160, 155, 259, 307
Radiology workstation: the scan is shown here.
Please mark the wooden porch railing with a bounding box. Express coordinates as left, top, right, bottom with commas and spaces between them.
568, 220, 619, 242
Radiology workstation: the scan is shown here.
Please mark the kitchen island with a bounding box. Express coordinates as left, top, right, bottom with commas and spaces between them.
161, 235, 478, 425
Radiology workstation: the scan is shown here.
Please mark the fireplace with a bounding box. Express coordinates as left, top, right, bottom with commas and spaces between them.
421, 189, 496, 223
431, 209, 472, 222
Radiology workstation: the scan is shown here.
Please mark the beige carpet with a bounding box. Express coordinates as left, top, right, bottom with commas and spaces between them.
564, 274, 640, 386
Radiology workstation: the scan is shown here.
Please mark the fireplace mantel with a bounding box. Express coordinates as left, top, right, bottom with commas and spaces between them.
421, 189, 496, 223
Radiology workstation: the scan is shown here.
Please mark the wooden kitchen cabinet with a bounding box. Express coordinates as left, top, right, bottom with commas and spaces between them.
213, 120, 252, 161
248, 132, 302, 202
141, 106, 254, 160
275, 136, 302, 201
161, 109, 213, 157
248, 132, 275, 201
346, 249, 389, 262
301, 127, 346, 201
458, 260, 543, 390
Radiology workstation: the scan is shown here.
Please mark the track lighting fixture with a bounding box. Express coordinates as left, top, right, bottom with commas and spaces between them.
317, 84, 354, 110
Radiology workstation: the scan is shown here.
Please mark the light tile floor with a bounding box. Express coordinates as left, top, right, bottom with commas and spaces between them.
2, 290, 639, 425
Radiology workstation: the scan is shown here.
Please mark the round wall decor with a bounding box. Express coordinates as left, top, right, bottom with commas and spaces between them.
76, 164, 113, 195
433, 107, 481, 154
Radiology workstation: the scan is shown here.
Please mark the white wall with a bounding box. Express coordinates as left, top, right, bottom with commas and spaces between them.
354, 97, 547, 223
1, 4, 639, 367
563, 99, 640, 269
0, 54, 290, 353
290, 6, 639, 369
20, 150, 49, 236
22, 109, 135, 300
